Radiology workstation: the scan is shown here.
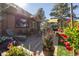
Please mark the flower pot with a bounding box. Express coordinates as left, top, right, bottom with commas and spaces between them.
43, 46, 55, 56
43, 47, 49, 56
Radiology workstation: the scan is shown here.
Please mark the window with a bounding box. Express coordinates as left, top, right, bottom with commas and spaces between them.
16, 17, 28, 28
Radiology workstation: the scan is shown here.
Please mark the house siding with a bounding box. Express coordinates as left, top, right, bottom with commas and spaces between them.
0, 3, 41, 36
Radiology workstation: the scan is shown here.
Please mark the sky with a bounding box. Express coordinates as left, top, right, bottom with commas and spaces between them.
15, 3, 79, 19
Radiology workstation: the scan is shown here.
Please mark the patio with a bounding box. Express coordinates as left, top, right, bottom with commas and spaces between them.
18, 33, 43, 53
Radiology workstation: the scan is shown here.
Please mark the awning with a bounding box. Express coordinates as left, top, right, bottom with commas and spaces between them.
47, 19, 58, 23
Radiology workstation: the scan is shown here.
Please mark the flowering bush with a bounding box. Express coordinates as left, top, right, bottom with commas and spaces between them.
52, 20, 79, 55
64, 26, 79, 49
58, 26, 79, 51
57, 22, 79, 55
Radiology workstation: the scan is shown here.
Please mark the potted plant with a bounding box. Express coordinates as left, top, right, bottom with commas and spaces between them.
43, 28, 55, 56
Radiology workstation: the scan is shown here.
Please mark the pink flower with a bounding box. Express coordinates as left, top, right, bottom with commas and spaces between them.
59, 39, 64, 43
66, 46, 73, 51
64, 41, 70, 46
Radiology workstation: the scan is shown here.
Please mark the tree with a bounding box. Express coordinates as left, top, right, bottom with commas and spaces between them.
50, 3, 78, 28
35, 8, 46, 20
35, 8, 46, 32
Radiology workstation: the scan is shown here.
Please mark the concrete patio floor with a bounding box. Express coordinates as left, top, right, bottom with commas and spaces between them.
18, 33, 43, 53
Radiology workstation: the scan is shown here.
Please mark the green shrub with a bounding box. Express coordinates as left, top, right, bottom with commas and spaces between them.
5, 46, 31, 56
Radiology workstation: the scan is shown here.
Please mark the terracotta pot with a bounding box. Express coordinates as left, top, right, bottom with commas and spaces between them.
49, 47, 55, 56
43, 46, 55, 56
33, 51, 37, 56
43, 47, 49, 56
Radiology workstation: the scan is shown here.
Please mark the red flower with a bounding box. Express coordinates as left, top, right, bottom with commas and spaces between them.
59, 39, 64, 43
66, 46, 73, 51
64, 41, 70, 46
59, 34, 68, 39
